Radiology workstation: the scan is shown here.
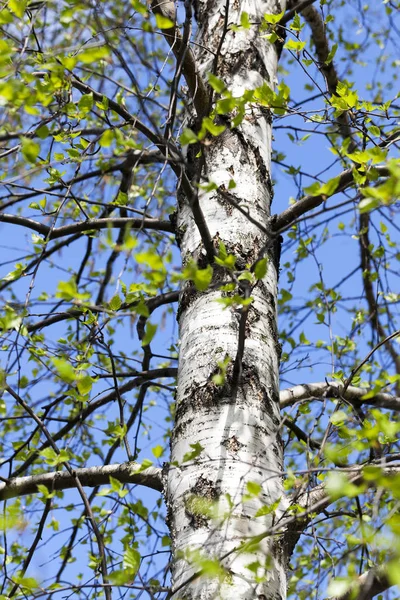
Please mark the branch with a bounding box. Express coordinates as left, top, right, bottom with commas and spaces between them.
5, 384, 112, 599
27, 290, 180, 333
285, 0, 356, 147
359, 214, 400, 393
271, 165, 389, 232
70, 77, 163, 146
150, 0, 209, 120
281, 0, 319, 26
283, 462, 400, 559
328, 566, 393, 600
0, 462, 162, 501
32, 72, 195, 199
280, 381, 400, 412
31, 74, 214, 261
0, 214, 174, 239
10, 368, 177, 478
1, 150, 170, 211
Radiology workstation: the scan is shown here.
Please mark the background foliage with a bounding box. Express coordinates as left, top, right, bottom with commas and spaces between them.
0, 0, 399, 598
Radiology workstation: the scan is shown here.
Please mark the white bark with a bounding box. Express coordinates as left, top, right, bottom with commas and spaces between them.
167, 1, 287, 598
0, 462, 162, 501
280, 381, 400, 412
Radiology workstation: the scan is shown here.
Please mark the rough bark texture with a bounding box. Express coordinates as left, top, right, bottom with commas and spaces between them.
166, 1, 287, 598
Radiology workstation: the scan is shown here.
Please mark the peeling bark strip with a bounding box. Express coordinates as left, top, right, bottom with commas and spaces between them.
167, 1, 287, 598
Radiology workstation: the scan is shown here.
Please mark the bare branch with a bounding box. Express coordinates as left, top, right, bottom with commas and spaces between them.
286, 0, 356, 147
282, 462, 400, 560
281, 0, 319, 26
359, 214, 400, 393
280, 381, 400, 412
10, 368, 177, 478
0, 213, 174, 239
150, 0, 209, 120
5, 384, 112, 599
271, 165, 389, 232
328, 566, 393, 600
27, 290, 180, 333
0, 462, 163, 501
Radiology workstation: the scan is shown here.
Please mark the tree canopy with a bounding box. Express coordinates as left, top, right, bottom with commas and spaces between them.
0, 0, 399, 598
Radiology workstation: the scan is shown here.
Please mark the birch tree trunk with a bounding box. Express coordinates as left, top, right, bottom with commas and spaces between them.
166, 1, 287, 598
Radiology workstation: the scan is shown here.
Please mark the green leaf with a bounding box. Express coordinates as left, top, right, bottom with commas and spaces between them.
95, 95, 109, 111
56, 278, 91, 301
78, 93, 94, 113
368, 125, 380, 137
264, 31, 278, 43
9, 0, 27, 18
304, 175, 340, 197
130, 0, 148, 15
109, 475, 123, 493
358, 197, 380, 214
109, 569, 135, 585
40, 447, 71, 467
347, 146, 387, 165
0, 8, 13, 24
142, 322, 157, 346
329, 410, 348, 425
36, 484, 55, 499
135, 458, 153, 472
109, 294, 122, 311
284, 39, 306, 52
51, 357, 76, 384
136, 250, 165, 272
182, 442, 204, 463
290, 13, 304, 32
123, 547, 141, 573
255, 498, 281, 517
152, 445, 164, 459
325, 43, 338, 64
99, 129, 115, 147
77, 46, 109, 64
240, 11, 250, 29
180, 128, 198, 146
326, 472, 363, 500
115, 190, 128, 206
21, 137, 40, 163
246, 481, 262, 496
182, 261, 213, 291
155, 13, 174, 29
36, 125, 50, 139
254, 258, 268, 280
263, 10, 284, 24
214, 242, 236, 269
207, 74, 226, 93
76, 374, 93, 396
280, 289, 293, 304
198, 117, 226, 139
253, 82, 274, 106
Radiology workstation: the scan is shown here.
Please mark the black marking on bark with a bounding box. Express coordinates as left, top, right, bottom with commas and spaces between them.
184, 475, 220, 529
175, 222, 186, 249
176, 263, 226, 320
272, 234, 283, 275
252, 144, 269, 184
245, 305, 260, 338
266, 310, 279, 350
275, 24, 287, 59
222, 435, 243, 453
226, 40, 271, 83
176, 282, 199, 322
186, 139, 203, 177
